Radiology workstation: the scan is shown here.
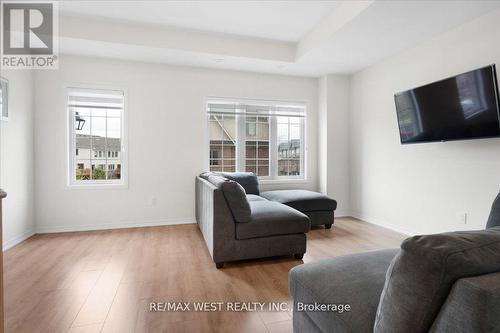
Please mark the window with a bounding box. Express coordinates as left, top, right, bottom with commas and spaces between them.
207, 100, 305, 180
67, 87, 126, 186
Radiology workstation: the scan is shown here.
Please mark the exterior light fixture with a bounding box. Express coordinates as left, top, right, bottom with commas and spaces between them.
75, 113, 86, 130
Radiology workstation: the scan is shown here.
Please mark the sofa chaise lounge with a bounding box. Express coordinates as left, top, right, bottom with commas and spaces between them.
195, 172, 337, 268
289, 191, 500, 333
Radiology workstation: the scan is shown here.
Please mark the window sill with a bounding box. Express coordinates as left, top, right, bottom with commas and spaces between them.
259, 178, 308, 185
66, 182, 128, 190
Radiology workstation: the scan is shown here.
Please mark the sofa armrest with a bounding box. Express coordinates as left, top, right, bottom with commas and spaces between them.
289, 249, 399, 333
430, 272, 500, 333
195, 177, 236, 263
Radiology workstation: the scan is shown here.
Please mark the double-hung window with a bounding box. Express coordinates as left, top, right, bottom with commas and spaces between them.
208, 100, 305, 180
67, 87, 126, 187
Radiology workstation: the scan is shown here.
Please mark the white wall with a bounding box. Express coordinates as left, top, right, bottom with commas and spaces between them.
349, 9, 500, 235
318, 77, 328, 195
318, 75, 350, 215
0, 70, 36, 249
34, 55, 318, 232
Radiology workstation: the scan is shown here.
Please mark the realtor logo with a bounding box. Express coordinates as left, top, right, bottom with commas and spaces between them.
1, 1, 58, 69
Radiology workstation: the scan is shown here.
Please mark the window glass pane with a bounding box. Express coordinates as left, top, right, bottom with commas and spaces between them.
257, 159, 269, 177
278, 159, 289, 176
245, 116, 269, 176
223, 145, 235, 159
246, 122, 256, 139
277, 123, 288, 142
258, 165, 269, 176
209, 121, 223, 140
91, 115, 106, 137
245, 141, 256, 158
93, 164, 106, 180
75, 113, 90, 135
258, 141, 269, 158
277, 117, 301, 177
106, 116, 121, 180
257, 123, 269, 140
290, 124, 300, 140
92, 136, 106, 180
75, 116, 92, 180
209, 115, 236, 172
107, 117, 121, 139
76, 159, 90, 180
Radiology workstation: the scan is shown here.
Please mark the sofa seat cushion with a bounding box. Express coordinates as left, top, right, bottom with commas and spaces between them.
374, 226, 500, 333
430, 272, 500, 333
289, 249, 399, 333
215, 172, 260, 195
260, 190, 337, 212
236, 201, 310, 240
246, 194, 268, 202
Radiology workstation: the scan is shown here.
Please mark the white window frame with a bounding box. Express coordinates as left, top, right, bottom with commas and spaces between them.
206, 98, 307, 182
0, 77, 9, 122
66, 84, 128, 189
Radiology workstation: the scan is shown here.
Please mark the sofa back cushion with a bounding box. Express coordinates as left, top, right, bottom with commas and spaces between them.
214, 172, 260, 195
374, 227, 500, 333
486, 191, 500, 228
205, 174, 251, 223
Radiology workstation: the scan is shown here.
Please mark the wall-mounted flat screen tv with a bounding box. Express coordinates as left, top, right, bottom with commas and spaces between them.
394, 65, 500, 144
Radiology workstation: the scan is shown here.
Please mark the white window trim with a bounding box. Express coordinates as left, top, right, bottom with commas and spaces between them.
206, 97, 307, 182
65, 83, 129, 189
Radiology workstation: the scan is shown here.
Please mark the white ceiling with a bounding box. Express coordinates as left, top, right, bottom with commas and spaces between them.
59, 0, 341, 42
57, 0, 500, 77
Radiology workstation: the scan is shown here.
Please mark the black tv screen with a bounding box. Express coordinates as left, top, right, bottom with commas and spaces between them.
395, 65, 500, 144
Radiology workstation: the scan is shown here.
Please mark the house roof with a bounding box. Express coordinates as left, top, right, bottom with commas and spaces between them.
278, 139, 300, 151
76, 134, 121, 151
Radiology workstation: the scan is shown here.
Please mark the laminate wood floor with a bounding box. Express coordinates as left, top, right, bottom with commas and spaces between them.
3, 217, 405, 333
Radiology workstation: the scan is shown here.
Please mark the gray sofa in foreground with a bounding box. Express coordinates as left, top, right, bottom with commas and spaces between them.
289, 191, 500, 333
195, 172, 337, 268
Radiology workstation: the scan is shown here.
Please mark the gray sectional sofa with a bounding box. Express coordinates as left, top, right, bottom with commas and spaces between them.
289, 192, 500, 333
195, 172, 337, 268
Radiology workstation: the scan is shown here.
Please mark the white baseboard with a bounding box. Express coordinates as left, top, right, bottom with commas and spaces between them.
3, 229, 36, 251
6, 212, 414, 248
36, 218, 196, 234
350, 211, 415, 236
335, 210, 351, 218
